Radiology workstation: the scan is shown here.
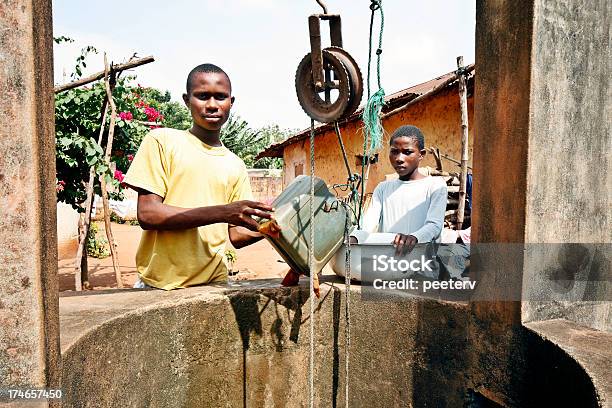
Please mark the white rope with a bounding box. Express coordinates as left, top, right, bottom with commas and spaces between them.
308, 120, 353, 407
343, 204, 352, 407
309, 118, 316, 408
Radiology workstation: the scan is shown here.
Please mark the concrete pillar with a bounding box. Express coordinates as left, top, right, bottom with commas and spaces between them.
0, 0, 60, 401
473, 0, 611, 326
468, 2, 536, 404
471, 0, 536, 334
521, 0, 611, 331
471, 0, 610, 404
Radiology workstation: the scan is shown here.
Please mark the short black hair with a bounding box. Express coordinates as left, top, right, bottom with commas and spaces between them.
390, 125, 425, 150
185, 63, 231, 94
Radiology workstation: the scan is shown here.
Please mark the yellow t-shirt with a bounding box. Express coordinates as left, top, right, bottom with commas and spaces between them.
124, 128, 253, 290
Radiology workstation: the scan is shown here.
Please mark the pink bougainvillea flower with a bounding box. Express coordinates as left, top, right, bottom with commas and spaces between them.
56, 180, 65, 193
127, 154, 134, 162
114, 170, 125, 182
118, 111, 133, 121
144, 106, 161, 122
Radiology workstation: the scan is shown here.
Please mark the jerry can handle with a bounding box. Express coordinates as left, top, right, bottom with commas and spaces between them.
323, 197, 340, 212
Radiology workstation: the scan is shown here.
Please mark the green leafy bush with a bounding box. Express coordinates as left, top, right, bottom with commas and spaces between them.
109, 212, 139, 226
86, 222, 110, 258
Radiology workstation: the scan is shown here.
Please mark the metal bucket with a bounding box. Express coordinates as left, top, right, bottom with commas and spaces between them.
258, 175, 347, 276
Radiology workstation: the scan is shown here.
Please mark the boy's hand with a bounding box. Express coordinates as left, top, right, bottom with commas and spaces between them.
394, 233, 418, 256
258, 219, 282, 239
223, 200, 273, 231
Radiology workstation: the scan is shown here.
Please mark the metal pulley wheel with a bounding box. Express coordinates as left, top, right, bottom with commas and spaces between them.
295, 47, 363, 123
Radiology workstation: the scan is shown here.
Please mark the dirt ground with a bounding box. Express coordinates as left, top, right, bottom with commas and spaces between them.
58, 222, 289, 292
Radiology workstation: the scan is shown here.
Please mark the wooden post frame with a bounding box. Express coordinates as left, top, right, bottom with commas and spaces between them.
456, 56, 470, 231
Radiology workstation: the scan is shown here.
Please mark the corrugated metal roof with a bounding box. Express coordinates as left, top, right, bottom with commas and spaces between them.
257, 65, 474, 159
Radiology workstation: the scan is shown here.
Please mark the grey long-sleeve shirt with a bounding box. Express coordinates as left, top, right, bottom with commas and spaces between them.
360, 176, 447, 243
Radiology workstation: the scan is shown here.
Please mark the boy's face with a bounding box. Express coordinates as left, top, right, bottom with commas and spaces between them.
388, 136, 425, 178
182, 72, 234, 132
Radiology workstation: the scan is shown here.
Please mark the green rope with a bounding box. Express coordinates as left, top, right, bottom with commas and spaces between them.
361, 0, 385, 154
358, 0, 385, 227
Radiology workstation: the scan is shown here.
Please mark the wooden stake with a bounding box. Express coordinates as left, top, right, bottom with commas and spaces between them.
456, 56, 470, 230
74, 98, 108, 291
72, 54, 149, 290
101, 55, 123, 288
429, 147, 443, 171
55, 55, 154, 93
440, 152, 473, 170
76, 211, 88, 288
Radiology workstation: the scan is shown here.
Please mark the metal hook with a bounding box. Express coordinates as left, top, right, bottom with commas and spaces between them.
315, 0, 328, 14
323, 198, 339, 213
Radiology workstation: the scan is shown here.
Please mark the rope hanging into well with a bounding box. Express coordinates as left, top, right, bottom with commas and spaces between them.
308, 118, 316, 408
358, 0, 385, 227
361, 0, 385, 154
332, 122, 354, 408
342, 202, 352, 407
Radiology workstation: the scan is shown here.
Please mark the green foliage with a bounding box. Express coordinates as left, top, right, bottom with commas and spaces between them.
72, 45, 98, 79
220, 115, 264, 168
254, 125, 293, 169
109, 212, 139, 226
224, 248, 237, 264
54, 35, 74, 44
55, 78, 152, 210
159, 101, 191, 130
86, 222, 110, 258
220, 117, 291, 169
138, 87, 171, 104
54, 41, 188, 211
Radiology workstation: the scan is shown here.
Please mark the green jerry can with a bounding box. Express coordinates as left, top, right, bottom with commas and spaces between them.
258, 175, 348, 276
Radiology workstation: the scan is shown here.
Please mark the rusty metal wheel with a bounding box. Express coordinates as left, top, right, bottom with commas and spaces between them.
326, 46, 363, 119
295, 49, 351, 123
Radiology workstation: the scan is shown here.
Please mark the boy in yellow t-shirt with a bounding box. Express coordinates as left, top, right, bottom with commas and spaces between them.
124, 63, 273, 290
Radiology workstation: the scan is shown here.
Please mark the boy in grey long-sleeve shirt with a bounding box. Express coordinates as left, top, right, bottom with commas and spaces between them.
354, 125, 447, 254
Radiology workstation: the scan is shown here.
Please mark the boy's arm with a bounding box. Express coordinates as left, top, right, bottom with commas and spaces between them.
228, 226, 264, 249
136, 189, 272, 231
410, 182, 448, 243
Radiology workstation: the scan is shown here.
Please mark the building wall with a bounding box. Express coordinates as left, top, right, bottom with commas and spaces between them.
282, 86, 474, 195
57, 203, 80, 260
249, 174, 283, 205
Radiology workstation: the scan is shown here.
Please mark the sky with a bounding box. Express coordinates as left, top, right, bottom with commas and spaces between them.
52, 1, 475, 130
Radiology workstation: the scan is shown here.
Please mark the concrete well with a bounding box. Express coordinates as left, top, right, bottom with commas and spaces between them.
59, 279, 605, 408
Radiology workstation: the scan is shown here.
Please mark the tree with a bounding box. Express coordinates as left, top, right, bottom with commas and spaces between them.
220, 115, 265, 168
254, 125, 294, 169
55, 78, 164, 210
158, 100, 191, 130
220, 117, 290, 169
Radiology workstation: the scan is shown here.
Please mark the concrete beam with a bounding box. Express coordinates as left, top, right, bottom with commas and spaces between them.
0, 0, 60, 400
